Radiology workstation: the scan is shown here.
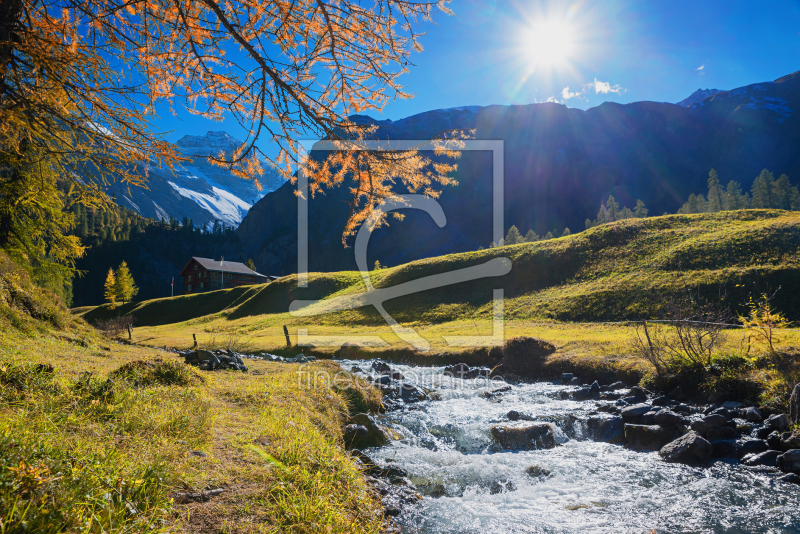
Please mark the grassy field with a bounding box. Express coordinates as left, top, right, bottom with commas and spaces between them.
76, 210, 800, 356
0, 252, 386, 533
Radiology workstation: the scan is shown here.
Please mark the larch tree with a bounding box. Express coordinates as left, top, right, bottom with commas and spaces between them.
504, 225, 523, 245
113, 261, 138, 305
1, 0, 464, 273
103, 268, 117, 306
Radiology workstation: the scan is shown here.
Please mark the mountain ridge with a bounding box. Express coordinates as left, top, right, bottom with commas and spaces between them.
237, 70, 800, 276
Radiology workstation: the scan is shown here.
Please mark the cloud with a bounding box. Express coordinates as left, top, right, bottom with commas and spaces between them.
591, 78, 624, 95
546, 96, 560, 103
561, 86, 580, 100
697, 65, 705, 70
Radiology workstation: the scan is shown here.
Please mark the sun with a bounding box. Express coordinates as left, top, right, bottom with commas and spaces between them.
522, 19, 576, 69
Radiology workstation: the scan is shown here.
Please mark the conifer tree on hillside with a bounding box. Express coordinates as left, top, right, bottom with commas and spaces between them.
706, 169, 724, 212
104, 268, 117, 307
525, 229, 539, 242
586, 196, 649, 229
562, 228, 571, 237
505, 225, 524, 245
751, 169, 775, 209
113, 261, 138, 305
544, 231, 554, 240
245, 259, 257, 272
724, 181, 749, 210
633, 199, 649, 218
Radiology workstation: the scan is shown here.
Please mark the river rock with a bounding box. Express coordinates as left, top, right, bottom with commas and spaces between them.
741, 406, 763, 423
590, 381, 600, 392
690, 414, 727, 435
721, 401, 743, 410
491, 424, 557, 450
627, 386, 649, 401
443, 363, 470, 378
659, 431, 712, 464
709, 408, 735, 420
572, 387, 593, 401
653, 410, 687, 427
609, 381, 628, 390
400, 383, 428, 403
345, 413, 390, 449
706, 426, 736, 441
778, 473, 800, 484
790, 383, 800, 425
713, 440, 739, 458
621, 404, 651, 419
766, 413, 791, 430
743, 450, 782, 467
561, 373, 574, 382
651, 395, 672, 407
778, 450, 800, 473
624, 424, 674, 451
507, 410, 535, 422
781, 430, 800, 450
767, 431, 787, 452
738, 440, 769, 457
372, 361, 391, 373
587, 416, 625, 443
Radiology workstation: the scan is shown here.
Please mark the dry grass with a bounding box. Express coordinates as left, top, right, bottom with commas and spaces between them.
0, 325, 385, 533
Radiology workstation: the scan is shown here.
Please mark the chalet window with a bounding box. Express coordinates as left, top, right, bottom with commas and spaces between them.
200, 283, 204, 289
188, 284, 192, 291
213, 272, 218, 277
193, 265, 197, 270
188, 275, 192, 281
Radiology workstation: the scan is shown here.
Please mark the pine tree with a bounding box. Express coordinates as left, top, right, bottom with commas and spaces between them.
561, 227, 571, 237
772, 174, 793, 210
245, 259, 257, 271
104, 268, 117, 306
605, 195, 619, 222
619, 207, 634, 220
706, 169, 723, 212
505, 225, 524, 245
633, 199, 649, 218
585, 218, 593, 230
724, 180, 748, 210
114, 261, 139, 305
524, 229, 539, 242
751, 169, 775, 208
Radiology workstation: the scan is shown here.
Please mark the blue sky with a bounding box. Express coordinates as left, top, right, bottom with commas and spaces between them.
156, 0, 800, 146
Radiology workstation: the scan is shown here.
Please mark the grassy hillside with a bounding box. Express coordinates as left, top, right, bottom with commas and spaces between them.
79, 210, 800, 348
0, 252, 385, 533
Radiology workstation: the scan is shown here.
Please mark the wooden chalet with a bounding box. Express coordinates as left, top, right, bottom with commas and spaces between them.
179, 257, 276, 294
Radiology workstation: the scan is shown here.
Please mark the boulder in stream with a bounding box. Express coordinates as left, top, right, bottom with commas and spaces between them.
659, 431, 712, 464
624, 424, 675, 451
743, 450, 782, 467
491, 423, 557, 450
778, 449, 800, 474
790, 382, 800, 425
586, 416, 625, 443
344, 413, 391, 449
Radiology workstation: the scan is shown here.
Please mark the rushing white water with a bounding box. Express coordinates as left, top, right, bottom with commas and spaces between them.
341, 360, 800, 534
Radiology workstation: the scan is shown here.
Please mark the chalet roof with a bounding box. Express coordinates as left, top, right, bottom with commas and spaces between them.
180, 257, 269, 277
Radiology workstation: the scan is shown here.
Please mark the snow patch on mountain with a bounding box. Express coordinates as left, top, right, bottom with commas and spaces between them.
168, 181, 251, 225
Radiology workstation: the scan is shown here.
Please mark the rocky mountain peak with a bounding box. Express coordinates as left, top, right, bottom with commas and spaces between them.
176, 131, 241, 156
677, 88, 724, 107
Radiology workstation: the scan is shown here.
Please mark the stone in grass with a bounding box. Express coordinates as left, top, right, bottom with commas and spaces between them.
491, 424, 557, 450
659, 431, 712, 465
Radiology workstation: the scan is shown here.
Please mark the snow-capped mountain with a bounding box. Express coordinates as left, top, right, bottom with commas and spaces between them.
104, 131, 283, 227
678, 88, 723, 107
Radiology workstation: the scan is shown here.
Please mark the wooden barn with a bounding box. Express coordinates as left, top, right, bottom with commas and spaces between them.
179, 257, 275, 294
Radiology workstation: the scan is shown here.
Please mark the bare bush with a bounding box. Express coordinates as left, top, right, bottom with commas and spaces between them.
201, 331, 256, 354
631, 292, 733, 375
95, 316, 135, 339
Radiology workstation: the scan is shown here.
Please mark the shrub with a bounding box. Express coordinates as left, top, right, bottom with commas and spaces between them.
739, 291, 792, 353
95, 315, 136, 339
109, 359, 202, 388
